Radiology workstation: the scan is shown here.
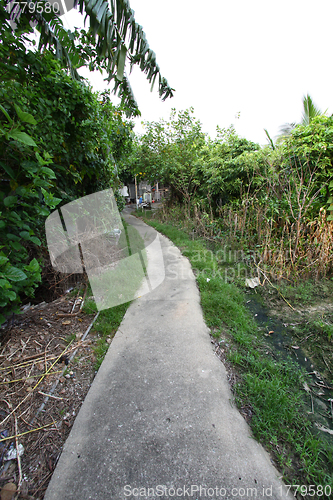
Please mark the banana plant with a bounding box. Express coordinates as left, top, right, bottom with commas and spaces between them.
5, 0, 174, 116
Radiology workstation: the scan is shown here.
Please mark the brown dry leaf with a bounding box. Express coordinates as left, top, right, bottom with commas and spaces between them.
1, 482, 17, 500
62, 320, 71, 325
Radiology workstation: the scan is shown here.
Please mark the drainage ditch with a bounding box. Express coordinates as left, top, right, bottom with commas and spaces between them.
245, 292, 333, 439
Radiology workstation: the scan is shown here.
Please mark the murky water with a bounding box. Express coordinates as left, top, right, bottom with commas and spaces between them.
245, 293, 333, 434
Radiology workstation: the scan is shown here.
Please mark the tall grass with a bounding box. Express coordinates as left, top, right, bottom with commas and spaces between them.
155, 199, 333, 281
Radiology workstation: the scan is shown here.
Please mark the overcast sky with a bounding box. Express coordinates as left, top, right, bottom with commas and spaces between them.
62, 0, 333, 146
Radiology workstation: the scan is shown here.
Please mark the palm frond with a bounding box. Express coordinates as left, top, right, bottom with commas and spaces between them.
278, 122, 296, 140
264, 129, 275, 150
301, 94, 323, 126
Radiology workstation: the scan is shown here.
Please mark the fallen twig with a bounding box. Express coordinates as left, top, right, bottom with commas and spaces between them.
0, 353, 54, 372
0, 340, 74, 426
7, 347, 21, 361
71, 284, 83, 314
314, 380, 333, 390
57, 284, 87, 317
0, 422, 55, 442
0, 370, 62, 385
299, 333, 315, 344
38, 391, 63, 400
255, 264, 296, 311
32, 311, 99, 424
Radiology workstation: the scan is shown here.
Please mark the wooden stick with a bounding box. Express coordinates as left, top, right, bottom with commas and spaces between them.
0, 341, 74, 427
0, 370, 62, 385
0, 422, 55, 442
38, 391, 63, 400
57, 284, 87, 317
299, 333, 315, 344
314, 380, 333, 390
0, 353, 55, 372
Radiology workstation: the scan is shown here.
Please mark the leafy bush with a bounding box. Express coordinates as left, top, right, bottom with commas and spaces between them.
0, 7, 134, 323
0, 100, 61, 323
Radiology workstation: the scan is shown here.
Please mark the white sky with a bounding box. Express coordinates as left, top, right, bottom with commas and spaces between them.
61, 0, 333, 146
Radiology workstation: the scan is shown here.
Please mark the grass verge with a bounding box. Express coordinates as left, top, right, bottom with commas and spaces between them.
138, 215, 333, 499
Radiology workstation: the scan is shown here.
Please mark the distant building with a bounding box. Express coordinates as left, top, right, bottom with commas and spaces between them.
126, 180, 169, 204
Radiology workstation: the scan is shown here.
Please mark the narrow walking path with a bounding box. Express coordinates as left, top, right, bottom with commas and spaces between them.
45, 215, 292, 500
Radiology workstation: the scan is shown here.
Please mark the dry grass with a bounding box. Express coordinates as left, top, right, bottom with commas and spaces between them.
157, 200, 333, 281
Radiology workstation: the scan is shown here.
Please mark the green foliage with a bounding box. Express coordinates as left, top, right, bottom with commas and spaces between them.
195, 126, 262, 206
0, 92, 54, 322
0, 253, 41, 324
281, 116, 333, 213
278, 94, 325, 140
301, 94, 324, 126
0, 7, 135, 323
5, 0, 174, 116
128, 111, 262, 211
130, 105, 333, 278
132, 108, 206, 205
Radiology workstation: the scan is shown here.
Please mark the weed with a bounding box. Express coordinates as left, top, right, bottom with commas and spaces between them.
279, 280, 333, 305
65, 333, 76, 344
92, 302, 130, 370
313, 319, 333, 342
82, 296, 98, 315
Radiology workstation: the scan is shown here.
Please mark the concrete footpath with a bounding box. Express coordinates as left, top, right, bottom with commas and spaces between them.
45, 214, 292, 500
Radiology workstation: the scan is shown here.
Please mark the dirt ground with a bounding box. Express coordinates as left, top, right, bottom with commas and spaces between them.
0, 289, 100, 499
1, 272, 331, 499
